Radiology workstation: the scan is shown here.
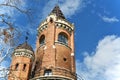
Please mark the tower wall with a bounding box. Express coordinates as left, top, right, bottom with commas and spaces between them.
8, 49, 34, 80
34, 13, 76, 79
55, 28, 71, 70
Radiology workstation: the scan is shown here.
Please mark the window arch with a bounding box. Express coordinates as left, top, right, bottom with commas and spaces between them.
58, 32, 68, 45
15, 63, 19, 70
50, 17, 53, 23
39, 35, 45, 46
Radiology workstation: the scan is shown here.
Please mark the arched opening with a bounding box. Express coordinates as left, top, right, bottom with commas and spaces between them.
50, 17, 53, 23
15, 63, 19, 70
23, 64, 26, 71
44, 69, 52, 76
39, 35, 45, 46
58, 32, 68, 45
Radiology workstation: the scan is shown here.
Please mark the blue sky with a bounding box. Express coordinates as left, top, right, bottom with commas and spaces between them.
0, 0, 120, 80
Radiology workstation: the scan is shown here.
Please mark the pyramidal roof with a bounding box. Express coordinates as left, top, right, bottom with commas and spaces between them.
16, 42, 34, 52
50, 5, 65, 19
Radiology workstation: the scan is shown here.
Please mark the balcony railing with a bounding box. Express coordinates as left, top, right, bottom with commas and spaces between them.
31, 67, 79, 80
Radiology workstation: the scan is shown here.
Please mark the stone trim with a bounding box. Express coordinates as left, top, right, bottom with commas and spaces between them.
55, 22, 73, 35
55, 41, 71, 50
15, 49, 33, 54
71, 53, 74, 56
13, 49, 34, 61
30, 67, 76, 80
38, 24, 47, 35
37, 21, 74, 36
30, 75, 74, 80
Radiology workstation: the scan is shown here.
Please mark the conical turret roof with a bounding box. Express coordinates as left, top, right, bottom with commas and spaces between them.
16, 42, 34, 52
50, 5, 65, 19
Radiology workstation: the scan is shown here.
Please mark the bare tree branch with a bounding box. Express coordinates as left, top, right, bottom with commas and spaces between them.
0, 3, 29, 14
0, 0, 37, 79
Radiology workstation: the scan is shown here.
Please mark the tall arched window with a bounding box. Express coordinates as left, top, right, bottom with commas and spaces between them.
39, 35, 45, 46
58, 32, 68, 45
15, 63, 19, 70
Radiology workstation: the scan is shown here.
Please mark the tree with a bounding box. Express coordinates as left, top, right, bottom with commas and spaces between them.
0, 0, 32, 79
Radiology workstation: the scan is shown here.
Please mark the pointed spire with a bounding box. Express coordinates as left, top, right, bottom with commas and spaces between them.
50, 5, 65, 19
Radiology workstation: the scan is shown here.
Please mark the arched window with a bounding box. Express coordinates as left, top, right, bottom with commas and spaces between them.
15, 63, 19, 70
23, 64, 26, 71
44, 69, 52, 76
58, 32, 68, 45
39, 35, 45, 46
50, 17, 53, 23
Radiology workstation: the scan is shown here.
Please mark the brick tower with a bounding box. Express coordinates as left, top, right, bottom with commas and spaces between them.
32, 5, 76, 80
8, 42, 35, 80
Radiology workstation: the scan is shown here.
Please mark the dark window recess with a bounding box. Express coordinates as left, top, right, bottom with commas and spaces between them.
50, 17, 53, 23
39, 35, 45, 46
15, 63, 19, 70
23, 64, 26, 71
31, 61, 38, 78
44, 69, 52, 76
63, 58, 67, 61
58, 33, 68, 45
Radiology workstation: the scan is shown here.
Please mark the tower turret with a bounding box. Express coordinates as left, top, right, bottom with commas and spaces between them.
33, 5, 76, 80
8, 42, 35, 80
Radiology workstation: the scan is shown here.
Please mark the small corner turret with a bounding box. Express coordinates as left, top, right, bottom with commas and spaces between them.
8, 42, 34, 80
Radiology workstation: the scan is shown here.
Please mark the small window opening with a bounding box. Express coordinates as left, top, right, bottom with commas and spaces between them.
58, 32, 68, 45
39, 35, 45, 46
63, 58, 67, 61
44, 69, 52, 76
50, 17, 53, 23
23, 64, 26, 71
15, 63, 19, 70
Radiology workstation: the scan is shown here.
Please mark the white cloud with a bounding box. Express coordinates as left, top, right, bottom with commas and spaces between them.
60, 0, 84, 18
101, 16, 119, 23
77, 35, 120, 80
42, 0, 85, 18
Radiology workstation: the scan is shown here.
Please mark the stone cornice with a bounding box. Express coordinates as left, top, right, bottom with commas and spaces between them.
12, 49, 35, 61
55, 41, 72, 50
55, 22, 73, 34
37, 14, 74, 36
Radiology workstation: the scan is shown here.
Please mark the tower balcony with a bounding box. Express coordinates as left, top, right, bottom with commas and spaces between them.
30, 67, 77, 80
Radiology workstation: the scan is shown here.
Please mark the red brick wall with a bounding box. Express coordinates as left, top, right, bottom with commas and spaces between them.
35, 20, 76, 79
8, 54, 33, 80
